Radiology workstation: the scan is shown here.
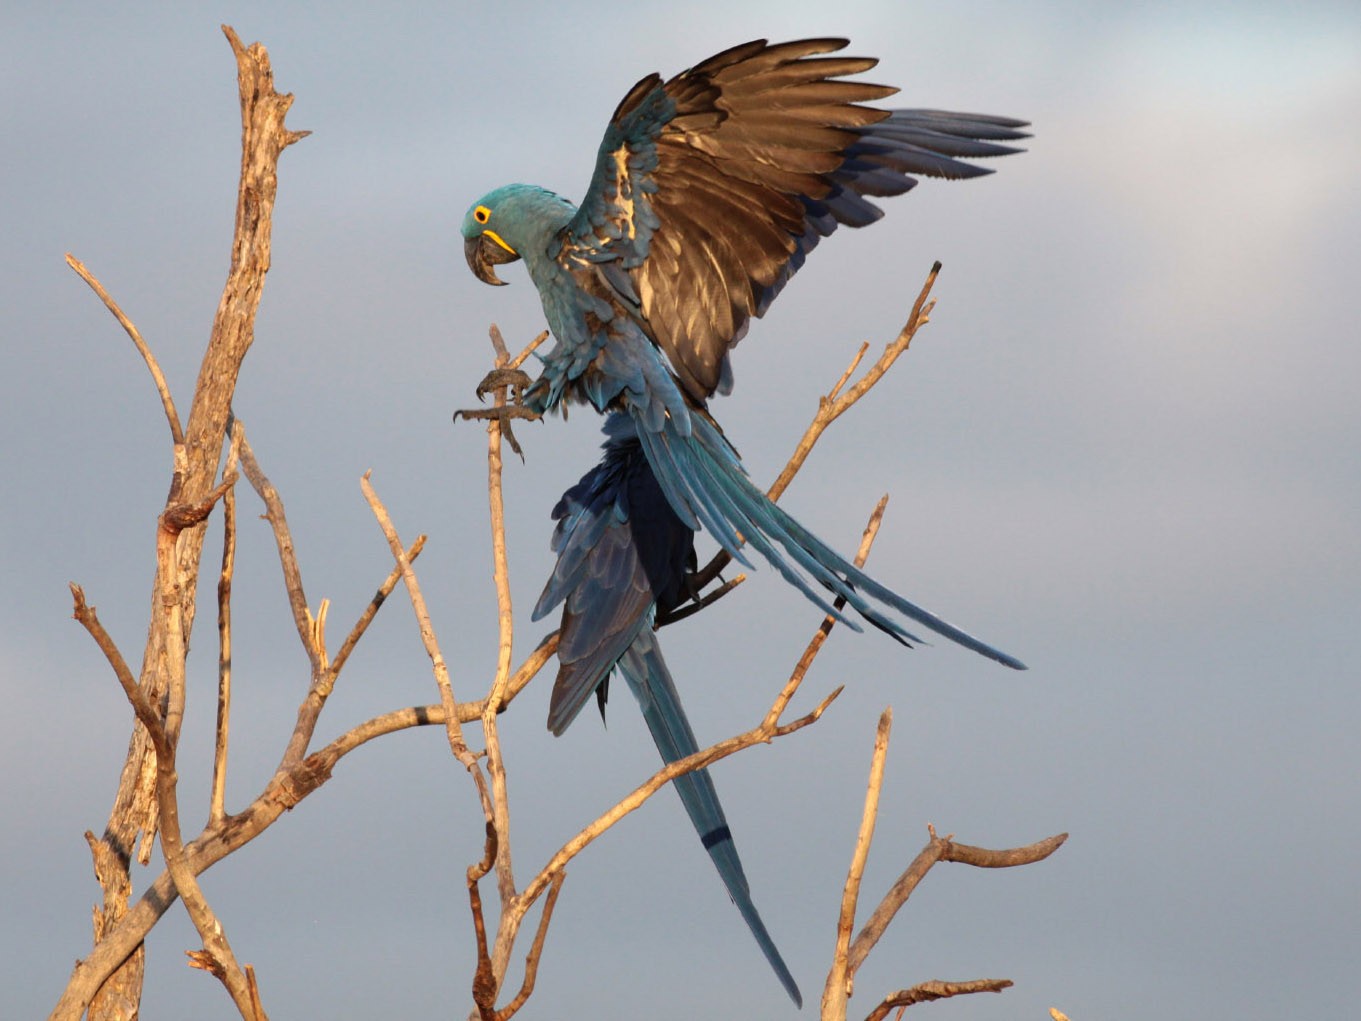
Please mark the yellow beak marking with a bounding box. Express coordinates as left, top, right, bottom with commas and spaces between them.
484, 230, 517, 256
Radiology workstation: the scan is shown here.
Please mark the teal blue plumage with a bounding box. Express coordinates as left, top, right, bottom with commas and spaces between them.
535, 415, 800, 1004
460, 38, 1029, 1003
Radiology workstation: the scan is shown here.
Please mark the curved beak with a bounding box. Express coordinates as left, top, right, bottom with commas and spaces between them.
464, 233, 521, 287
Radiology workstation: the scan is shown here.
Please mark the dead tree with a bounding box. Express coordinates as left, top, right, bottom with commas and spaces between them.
53, 28, 1064, 1021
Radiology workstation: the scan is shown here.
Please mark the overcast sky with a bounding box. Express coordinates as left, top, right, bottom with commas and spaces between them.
4, 3, 1359, 1019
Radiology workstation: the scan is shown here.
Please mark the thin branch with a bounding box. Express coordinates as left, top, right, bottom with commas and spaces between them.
484, 324, 518, 714
469, 822, 501, 1021
520, 678, 842, 909
330, 534, 427, 678
862, 979, 1013, 1021
847, 826, 1068, 976
507, 329, 550, 370
235, 428, 320, 675
70, 587, 143, 710
480, 325, 522, 994
691, 263, 941, 592
494, 870, 566, 1021
655, 572, 747, 627
771, 497, 888, 728
937, 830, 1069, 868
823, 708, 893, 1021
360, 473, 482, 780
64, 254, 185, 449
211, 422, 242, 826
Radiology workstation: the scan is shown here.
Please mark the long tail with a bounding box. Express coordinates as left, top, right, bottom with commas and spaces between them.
636, 409, 1027, 670
617, 629, 802, 1006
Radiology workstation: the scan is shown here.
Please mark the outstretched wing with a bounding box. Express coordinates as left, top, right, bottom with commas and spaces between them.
562, 38, 1029, 401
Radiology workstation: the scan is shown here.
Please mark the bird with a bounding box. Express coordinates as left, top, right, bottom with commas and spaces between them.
458, 37, 1029, 1004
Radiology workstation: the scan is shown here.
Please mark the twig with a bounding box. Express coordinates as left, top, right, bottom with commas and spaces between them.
846, 827, 1067, 976
862, 979, 1013, 1021
691, 263, 941, 592
360, 473, 476, 770
823, 708, 893, 1021
330, 534, 427, 679
507, 329, 550, 370
773, 497, 888, 725
484, 324, 518, 714
494, 870, 565, 1021
520, 677, 842, 910
211, 422, 243, 825
64, 254, 185, 450
479, 325, 523, 997
235, 428, 320, 675
655, 572, 747, 627
469, 822, 501, 1020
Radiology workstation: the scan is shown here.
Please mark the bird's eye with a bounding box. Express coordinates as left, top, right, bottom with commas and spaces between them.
474, 205, 491, 224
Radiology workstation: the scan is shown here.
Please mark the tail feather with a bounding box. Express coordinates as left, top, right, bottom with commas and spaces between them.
618, 630, 803, 1007
637, 409, 1028, 670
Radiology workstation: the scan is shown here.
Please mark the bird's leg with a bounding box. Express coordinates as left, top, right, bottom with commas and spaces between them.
453, 367, 541, 457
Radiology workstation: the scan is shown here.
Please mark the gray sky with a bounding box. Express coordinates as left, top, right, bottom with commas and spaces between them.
4, 2, 1359, 1019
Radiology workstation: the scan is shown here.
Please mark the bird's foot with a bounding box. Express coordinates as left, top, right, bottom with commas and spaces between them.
452, 404, 542, 424
453, 367, 541, 458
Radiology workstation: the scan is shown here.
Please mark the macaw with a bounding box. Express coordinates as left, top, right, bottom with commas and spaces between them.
459, 38, 1029, 1004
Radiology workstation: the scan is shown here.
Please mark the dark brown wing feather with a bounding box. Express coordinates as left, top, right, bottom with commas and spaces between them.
636, 40, 900, 400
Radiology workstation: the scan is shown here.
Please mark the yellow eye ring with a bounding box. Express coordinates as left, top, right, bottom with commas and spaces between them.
474, 205, 491, 224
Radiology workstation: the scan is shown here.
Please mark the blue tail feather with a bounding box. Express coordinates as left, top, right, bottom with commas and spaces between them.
618, 630, 803, 1007
637, 407, 1027, 670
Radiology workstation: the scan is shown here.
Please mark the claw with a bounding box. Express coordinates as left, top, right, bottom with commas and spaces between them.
475, 367, 533, 402
452, 405, 543, 424
452, 404, 542, 458
455, 365, 541, 458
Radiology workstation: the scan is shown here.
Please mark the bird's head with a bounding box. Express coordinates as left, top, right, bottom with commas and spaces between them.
460, 187, 524, 286
460, 184, 577, 286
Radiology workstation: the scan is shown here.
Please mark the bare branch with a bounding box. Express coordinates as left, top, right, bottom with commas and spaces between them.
862, 979, 1013, 1021
938, 830, 1069, 868
771, 497, 888, 729
507, 329, 550, 370
235, 428, 320, 674
72, 561, 265, 1021
655, 572, 747, 627
484, 324, 518, 713
329, 534, 427, 678
469, 822, 500, 1021
847, 826, 1068, 976
70, 587, 146, 719
479, 325, 523, 994
494, 870, 566, 1021
211, 455, 237, 826
360, 473, 485, 789
64, 254, 185, 449
690, 264, 940, 592
58, 25, 306, 1021
823, 708, 893, 1021
521, 675, 841, 910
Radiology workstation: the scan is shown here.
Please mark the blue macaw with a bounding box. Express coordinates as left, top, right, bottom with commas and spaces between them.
459, 39, 1029, 1004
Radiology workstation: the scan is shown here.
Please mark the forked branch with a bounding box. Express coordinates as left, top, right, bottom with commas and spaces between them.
821, 713, 1067, 1020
